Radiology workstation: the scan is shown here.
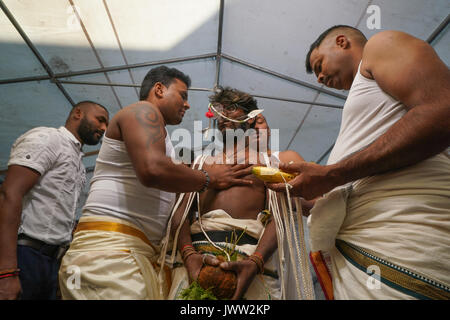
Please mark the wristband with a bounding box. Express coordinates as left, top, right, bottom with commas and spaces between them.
198, 169, 210, 193
248, 252, 264, 274
181, 244, 195, 253
0, 269, 20, 280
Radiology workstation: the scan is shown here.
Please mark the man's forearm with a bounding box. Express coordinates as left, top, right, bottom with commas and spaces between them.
330, 104, 450, 185
254, 219, 278, 262
0, 192, 22, 269
142, 157, 206, 193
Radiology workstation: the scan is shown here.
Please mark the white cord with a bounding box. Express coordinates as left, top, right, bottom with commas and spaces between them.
208, 103, 263, 123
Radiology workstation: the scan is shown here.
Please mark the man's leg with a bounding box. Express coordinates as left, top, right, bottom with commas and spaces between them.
17, 245, 45, 299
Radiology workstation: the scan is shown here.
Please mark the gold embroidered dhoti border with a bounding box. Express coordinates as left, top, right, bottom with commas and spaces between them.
335, 239, 450, 300
58, 216, 170, 300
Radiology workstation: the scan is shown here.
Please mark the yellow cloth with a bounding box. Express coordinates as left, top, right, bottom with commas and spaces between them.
58, 216, 169, 300
168, 209, 281, 300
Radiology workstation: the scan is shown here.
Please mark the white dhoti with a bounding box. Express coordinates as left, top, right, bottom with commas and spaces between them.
59, 216, 170, 300
168, 209, 281, 300
308, 154, 450, 300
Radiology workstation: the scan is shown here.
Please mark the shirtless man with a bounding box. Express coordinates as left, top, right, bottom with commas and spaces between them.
170, 87, 305, 300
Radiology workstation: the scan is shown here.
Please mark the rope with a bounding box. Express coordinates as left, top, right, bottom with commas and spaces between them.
280, 185, 303, 299
294, 198, 315, 299
157, 155, 203, 297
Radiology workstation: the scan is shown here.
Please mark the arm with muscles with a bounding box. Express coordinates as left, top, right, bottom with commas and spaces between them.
268, 31, 450, 200
219, 219, 277, 300
121, 103, 253, 193
0, 166, 40, 300
170, 195, 219, 282
278, 150, 318, 216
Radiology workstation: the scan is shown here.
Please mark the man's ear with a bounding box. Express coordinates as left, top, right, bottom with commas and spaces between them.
72, 106, 83, 120
336, 35, 350, 49
154, 82, 165, 99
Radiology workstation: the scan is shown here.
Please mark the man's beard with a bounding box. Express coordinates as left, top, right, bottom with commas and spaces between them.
77, 117, 101, 145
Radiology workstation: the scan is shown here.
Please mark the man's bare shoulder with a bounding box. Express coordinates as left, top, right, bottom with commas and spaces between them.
106, 101, 165, 142
119, 101, 161, 118
362, 31, 426, 66
365, 30, 416, 50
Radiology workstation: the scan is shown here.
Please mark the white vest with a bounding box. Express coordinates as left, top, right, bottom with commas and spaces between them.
82, 129, 176, 244
327, 62, 406, 165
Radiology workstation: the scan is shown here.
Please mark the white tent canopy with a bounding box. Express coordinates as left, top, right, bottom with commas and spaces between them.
1, 0, 449, 175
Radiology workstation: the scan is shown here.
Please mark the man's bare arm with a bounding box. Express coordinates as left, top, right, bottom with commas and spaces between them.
171, 195, 219, 282
269, 31, 450, 199
120, 102, 253, 192
0, 165, 40, 299
337, 31, 450, 182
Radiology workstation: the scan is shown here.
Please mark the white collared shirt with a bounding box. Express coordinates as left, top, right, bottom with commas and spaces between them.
8, 126, 86, 245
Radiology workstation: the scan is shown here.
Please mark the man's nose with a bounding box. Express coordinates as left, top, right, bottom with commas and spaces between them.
184, 101, 190, 110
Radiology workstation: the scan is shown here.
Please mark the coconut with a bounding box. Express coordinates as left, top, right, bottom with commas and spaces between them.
197, 255, 237, 299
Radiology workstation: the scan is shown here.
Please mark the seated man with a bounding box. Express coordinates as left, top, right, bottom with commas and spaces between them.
166, 87, 309, 300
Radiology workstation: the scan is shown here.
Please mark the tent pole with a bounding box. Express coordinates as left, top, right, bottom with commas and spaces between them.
214, 0, 225, 90
0, 0, 75, 106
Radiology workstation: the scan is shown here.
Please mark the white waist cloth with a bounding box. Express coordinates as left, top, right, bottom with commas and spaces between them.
58, 215, 169, 300
308, 152, 450, 299
168, 209, 281, 300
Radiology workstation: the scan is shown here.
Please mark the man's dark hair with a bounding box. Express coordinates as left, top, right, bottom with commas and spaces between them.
70, 100, 109, 115
209, 86, 258, 113
305, 25, 367, 74
139, 65, 191, 100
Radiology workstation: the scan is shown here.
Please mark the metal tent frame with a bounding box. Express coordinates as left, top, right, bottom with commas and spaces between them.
0, 0, 448, 169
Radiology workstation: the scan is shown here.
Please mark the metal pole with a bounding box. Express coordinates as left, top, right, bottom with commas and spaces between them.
0, 53, 217, 85
0, 0, 75, 106
56, 79, 214, 92
221, 53, 348, 101
214, 0, 225, 89
427, 14, 450, 44
68, 0, 123, 108
55, 80, 343, 109
0, 75, 51, 85
53, 53, 217, 79
251, 93, 343, 109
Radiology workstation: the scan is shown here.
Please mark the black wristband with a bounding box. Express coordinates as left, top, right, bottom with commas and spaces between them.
198, 169, 210, 193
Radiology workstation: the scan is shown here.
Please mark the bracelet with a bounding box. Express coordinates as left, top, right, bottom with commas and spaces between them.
181, 244, 195, 253
182, 249, 200, 262
0, 268, 20, 276
181, 246, 196, 255
252, 251, 264, 263
0, 269, 20, 280
248, 252, 264, 274
198, 169, 210, 193
181, 245, 198, 261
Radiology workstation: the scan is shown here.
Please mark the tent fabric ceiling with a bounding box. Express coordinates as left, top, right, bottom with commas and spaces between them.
1, 0, 449, 175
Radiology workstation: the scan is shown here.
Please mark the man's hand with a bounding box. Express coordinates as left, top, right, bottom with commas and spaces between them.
0, 277, 21, 300
184, 254, 220, 282
207, 164, 254, 190
266, 162, 343, 200
300, 198, 318, 217
219, 259, 259, 300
